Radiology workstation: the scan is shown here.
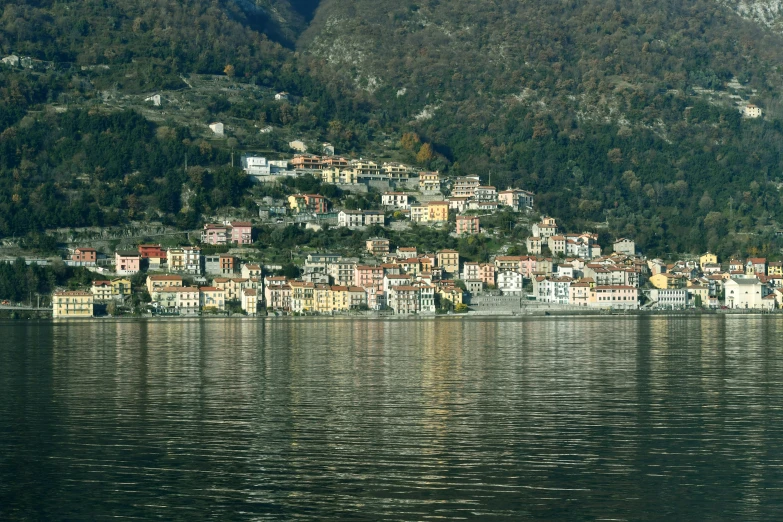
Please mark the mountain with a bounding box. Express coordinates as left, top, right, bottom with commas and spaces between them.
4, 0, 783, 257
296, 0, 783, 255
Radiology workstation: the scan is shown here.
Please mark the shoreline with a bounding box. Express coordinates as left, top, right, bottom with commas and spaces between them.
8, 308, 783, 321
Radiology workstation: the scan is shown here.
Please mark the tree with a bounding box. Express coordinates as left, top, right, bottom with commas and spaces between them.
416, 143, 435, 164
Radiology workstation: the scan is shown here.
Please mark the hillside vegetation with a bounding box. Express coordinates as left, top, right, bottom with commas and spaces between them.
3, 0, 783, 258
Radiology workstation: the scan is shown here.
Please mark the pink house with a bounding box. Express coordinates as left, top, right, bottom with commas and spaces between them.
355, 265, 384, 289
230, 221, 253, 245
115, 251, 141, 275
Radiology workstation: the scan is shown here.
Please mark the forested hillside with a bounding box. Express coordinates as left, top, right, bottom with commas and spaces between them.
3, 0, 783, 257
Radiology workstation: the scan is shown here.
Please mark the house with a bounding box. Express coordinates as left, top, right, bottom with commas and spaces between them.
497, 189, 534, 211
687, 284, 710, 307
437, 250, 460, 275
175, 287, 201, 315
275, 92, 289, 101
649, 273, 687, 289
52, 290, 94, 318
145, 94, 162, 106
355, 265, 385, 290
322, 143, 335, 156
204, 255, 235, 276
419, 172, 441, 192
290, 281, 316, 312
288, 193, 327, 214
241, 288, 259, 315
327, 260, 358, 286
613, 238, 636, 256
448, 197, 470, 213
497, 271, 524, 295
746, 258, 767, 276
201, 223, 231, 245
462, 262, 481, 282
209, 122, 224, 136
241, 263, 262, 280
115, 251, 141, 275
230, 221, 253, 245
291, 154, 323, 170
480, 263, 497, 287
569, 281, 592, 307
382, 192, 410, 209
724, 278, 767, 309
91, 281, 113, 301
589, 285, 638, 310
547, 235, 566, 255
200, 287, 226, 311
71, 247, 97, 264
743, 104, 762, 118
146, 274, 183, 295
526, 237, 542, 255
264, 282, 292, 311
138, 244, 166, 259
427, 201, 449, 222
464, 280, 484, 295
167, 247, 202, 275
531, 217, 558, 239
451, 176, 481, 198
289, 140, 307, 152
111, 278, 132, 299
474, 186, 498, 202
337, 210, 364, 228
456, 215, 480, 235
365, 238, 390, 256
410, 204, 428, 223
699, 252, 717, 269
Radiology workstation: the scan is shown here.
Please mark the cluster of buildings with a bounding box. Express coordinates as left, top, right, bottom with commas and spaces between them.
244, 152, 536, 228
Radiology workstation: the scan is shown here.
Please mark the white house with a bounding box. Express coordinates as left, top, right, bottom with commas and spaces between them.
209, 122, 224, 136
145, 94, 161, 106
275, 92, 289, 101
289, 140, 307, 152
742, 104, 762, 118
382, 192, 410, 209
338, 210, 364, 229
497, 271, 524, 295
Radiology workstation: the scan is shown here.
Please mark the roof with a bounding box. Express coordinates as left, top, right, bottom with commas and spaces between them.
199, 287, 223, 292
148, 275, 183, 281
54, 290, 92, 296
726, 278, 762, 285
115, 250, 140, 257
231, 221, 252, 227
75, 247, 97, 252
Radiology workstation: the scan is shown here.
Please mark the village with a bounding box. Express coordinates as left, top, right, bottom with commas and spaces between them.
26, 149, 781, 318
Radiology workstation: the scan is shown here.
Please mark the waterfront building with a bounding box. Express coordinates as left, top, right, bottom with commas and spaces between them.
52, 290, 94, 318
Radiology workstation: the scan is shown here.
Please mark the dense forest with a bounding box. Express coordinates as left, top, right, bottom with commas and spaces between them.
2, 0, 783, 258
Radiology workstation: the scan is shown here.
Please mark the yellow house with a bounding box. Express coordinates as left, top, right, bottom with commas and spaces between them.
437, 249, 460, 275
699, 252, 717, 269
438, 287, 464, 307
649, 273, 687, 289
111, 278, 132, 298
290, 281, 315, 312
687, 284, 709, 307
53, 290, 94, 318
314, 284, 332, 313
769, 261, 783, 276
427, 201, 449, 222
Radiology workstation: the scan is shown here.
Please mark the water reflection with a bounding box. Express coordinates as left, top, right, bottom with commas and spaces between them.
2, 317, 783, 520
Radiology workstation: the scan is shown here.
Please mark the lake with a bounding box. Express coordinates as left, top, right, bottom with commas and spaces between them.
2, 316, 783, 520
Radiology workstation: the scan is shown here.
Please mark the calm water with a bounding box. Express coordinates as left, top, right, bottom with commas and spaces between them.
2, 317, 783, 520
